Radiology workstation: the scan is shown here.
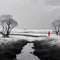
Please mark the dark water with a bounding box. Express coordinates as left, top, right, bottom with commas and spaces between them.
17, 43, 39, 60
1, 39, 60, 60
32, 40, 60, 60
0, 40, 40, 60
0, 40, 28, 60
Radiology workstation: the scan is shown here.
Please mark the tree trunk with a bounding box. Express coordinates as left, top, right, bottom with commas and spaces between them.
3, 34, 9, 37
0, 30, 9, 37
5, 30, 9, 37
56, 31, 59, 35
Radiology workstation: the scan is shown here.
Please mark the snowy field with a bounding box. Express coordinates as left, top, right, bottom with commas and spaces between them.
0, 29, 59, 42
0, 30, 60, 60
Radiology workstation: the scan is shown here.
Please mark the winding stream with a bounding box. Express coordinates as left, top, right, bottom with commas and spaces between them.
17, 43, 40, 60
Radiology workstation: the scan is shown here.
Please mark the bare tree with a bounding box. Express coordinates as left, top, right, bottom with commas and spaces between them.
0, 15, 18, 37
52, 20, 60, 35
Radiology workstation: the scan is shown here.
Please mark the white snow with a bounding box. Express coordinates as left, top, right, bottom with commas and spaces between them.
0, 30, 60, 60
11, 29, 53, 34
0, 29, 60, 45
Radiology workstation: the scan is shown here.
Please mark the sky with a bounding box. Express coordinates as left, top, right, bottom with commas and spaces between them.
0, 0, 60, 29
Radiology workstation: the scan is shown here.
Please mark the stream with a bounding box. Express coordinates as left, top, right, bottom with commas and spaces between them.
17, 43, 40, 60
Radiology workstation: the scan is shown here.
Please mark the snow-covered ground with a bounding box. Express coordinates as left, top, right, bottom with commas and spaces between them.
0, 30, 59, 42
0, 30, 60, 60
11, 29, 53, 34
0, 29, 60, 45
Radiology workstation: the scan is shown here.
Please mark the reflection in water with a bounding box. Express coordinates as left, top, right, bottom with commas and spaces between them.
17, 43, 39, 60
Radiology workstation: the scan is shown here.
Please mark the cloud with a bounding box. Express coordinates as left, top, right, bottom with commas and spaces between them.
0, 0, 58, 29
46, 0, 60, 5
50, 8, 60, 19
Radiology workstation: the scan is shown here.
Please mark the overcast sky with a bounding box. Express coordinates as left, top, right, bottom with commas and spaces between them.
0, 0, 60, 29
